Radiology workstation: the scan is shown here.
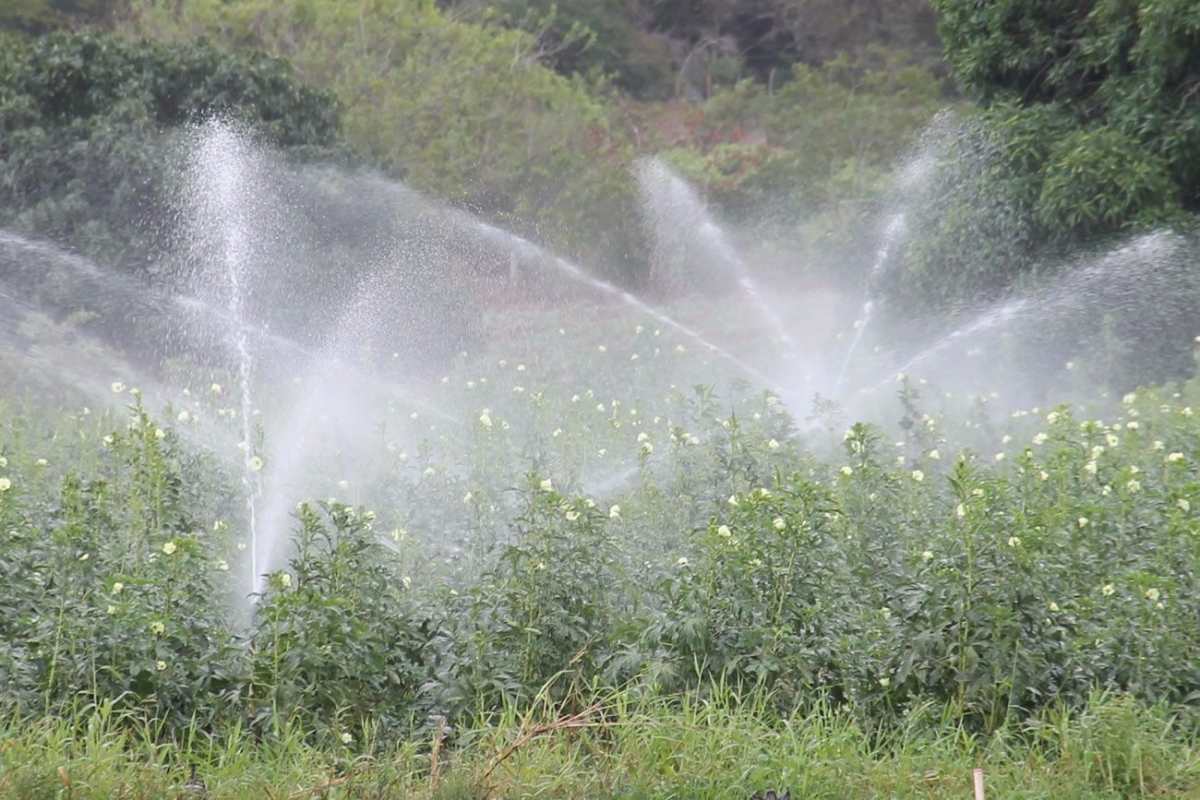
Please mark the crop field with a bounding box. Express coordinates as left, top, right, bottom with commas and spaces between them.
2, 300, 1200, 798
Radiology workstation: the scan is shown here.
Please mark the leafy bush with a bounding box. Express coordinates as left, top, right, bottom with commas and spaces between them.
894, 0, 1200, 323
249, 502, 425, 742
4, 326, 1200, 745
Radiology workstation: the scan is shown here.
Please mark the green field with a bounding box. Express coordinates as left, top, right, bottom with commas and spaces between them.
3, 301, 1200, 798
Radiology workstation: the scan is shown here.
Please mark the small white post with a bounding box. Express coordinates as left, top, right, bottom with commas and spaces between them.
973, 768, 985, 800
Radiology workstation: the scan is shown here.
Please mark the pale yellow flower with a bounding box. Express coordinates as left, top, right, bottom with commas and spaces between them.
248, 456, 264, 472
150, 621, 165, 635
717, 525, 732, 538
540, 478, 553, 492
1101, 584, 1115, 597
162, 541, 177, 555
0, 477, 10, 492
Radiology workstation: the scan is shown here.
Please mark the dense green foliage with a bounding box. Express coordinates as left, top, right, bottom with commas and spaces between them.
940, 0, 1200, 228
442, 0, 943, 98
662, 48, 943, 272
111, 0, 947, 286
3, 692, 1200, 798
0, 29, 341, 269
120, 0, 648, 280
2, 690, 1200, 796
4, 320, 1200, 746
897, 0, 1200, 317
0, 0, 115, 34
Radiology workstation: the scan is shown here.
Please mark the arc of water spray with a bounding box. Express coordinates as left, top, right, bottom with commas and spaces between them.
636, 158, 797, 358
468, 220, 781, 390
861, 228, 1186, 396
830, 120, 955, 400
188, 125, 264, 584
0, 229, 453, 423
350, 172, 781, 390
832, 213, 906, 398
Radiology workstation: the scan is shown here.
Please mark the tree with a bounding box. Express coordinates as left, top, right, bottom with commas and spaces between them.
882, 1, 1200, 385
121, 0, 648, 282
0, 29, 346, 354
0, 0, 117, 35
924, 0, 1199, 258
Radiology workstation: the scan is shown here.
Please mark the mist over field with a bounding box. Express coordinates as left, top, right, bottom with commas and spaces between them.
2, 3, 1200, 798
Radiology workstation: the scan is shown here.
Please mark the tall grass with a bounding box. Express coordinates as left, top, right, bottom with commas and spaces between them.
2, 691, 1199, 799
